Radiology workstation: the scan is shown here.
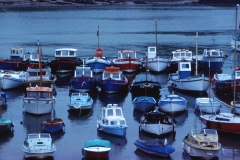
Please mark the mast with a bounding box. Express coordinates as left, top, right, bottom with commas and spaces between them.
233, 4, 239, 114
37, 39, 43, 88
155, 19, 158, 57
97, 25, 100, 48
195, 32, 198, 75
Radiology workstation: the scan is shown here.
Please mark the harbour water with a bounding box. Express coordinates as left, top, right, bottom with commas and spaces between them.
0, 4, 240, 160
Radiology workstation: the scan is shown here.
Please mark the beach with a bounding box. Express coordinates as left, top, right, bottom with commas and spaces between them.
0, 0, 199, 9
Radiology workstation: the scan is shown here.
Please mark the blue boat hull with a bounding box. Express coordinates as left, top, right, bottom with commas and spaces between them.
134, 139, 175, 157
97, 123, 127, 137
42, 125, 64, 133
133, 96, 156, 112
199, 61, 223, 72
98, 79, 127, 94
87, 62, 110, 73
69, 77, 97, 92
0, 60, 23, 71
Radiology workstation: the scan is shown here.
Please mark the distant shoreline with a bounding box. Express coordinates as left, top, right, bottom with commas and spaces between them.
0, 0, 199, 10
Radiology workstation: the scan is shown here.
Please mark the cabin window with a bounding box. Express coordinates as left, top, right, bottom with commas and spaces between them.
69, 51, 75, 56
107, 109, 113, 116
175, 53, 180, 57
56, 51, 61, 56
212, 51, 219, 56
29, 72, 38, 76
236, 72, 240, 78
116, 109, 122, 116
210, 142, 217, 146
181, 63, 189, 69
40, 92, 49, 98
84, 70, 91, 76
110, 121, 117, 125
37, 142, 43, 144
186, 53, 191, 57
149, 47, 155, 52
28, 91, 38, 98
192, 140, 198, 145
119, 120, 125, 125
104, 73, 110, 79
63, 51, 68, 56
200, 142, 208, 146
181, 53, 185, 57
112, 74, 120, 79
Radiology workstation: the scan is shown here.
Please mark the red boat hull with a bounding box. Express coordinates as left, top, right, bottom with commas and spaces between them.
113, 59, 141, 72
200, 117, 240, 133
83, 150, 109, 159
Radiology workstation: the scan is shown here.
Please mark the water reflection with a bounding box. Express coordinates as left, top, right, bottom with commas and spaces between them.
98, 90, 128, 105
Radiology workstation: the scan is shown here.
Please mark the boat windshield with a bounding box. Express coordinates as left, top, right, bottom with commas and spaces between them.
191, 129, 217, 136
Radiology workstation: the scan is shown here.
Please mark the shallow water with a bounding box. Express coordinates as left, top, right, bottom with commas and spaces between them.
0, 4, 240, 160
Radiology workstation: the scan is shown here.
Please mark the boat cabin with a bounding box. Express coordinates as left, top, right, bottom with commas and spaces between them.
26, 67, 52, 81
178, 61, 191, 78
171, 49, 192, 61
118, 50, 137, 59
102, 67, 123, 80
187, 129, 219, 148
24, 133, 52, 148
101, 104, 126, 126
26, 87, 53, 98
147, 47, 156, 58
54, 48, 77, 60
71, 92, 89, 98
144, 110, 170, 123
10, 46, 24, 60
74, 66, 93, 77
95, 48, 103, 58
203, 49, 223, 57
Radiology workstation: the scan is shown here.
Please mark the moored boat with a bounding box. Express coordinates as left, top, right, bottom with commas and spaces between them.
23, 40, 56, 115
139, 107, 175, 136
168, 49, 193, 73
0, 46, 24, 71
97, 104, 128, 137
168, 61, 209, 92
67, 92, 93, 110
0, 70, 26, 90
193, 48, 225, 73
82, 139, 111, 159
134, 138, 175, 157
158, 94, 188, 115
48, 48, 83, 74
182, 129, 222, 159
0, 118, 14, 133
112, 49, 142, 73
22, 133, 57, 158
195, 97, 221, 114
41, 117, 65, 133
132, 96, 156, 112
97, 66, 128, 94
69, 66, 97, 92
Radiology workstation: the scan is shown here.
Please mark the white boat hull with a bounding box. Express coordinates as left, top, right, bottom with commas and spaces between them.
139, 122, 173, 136
183, 140, 221, 159
145, 57, 168, 72
23, 98, 54, 115
195, 98, 221, 113
169, 74, 209, 92
97, 122, 128, 137
231, 39, 240, 52
159, 103, 187, 114
22, 145, 56, 158
0, 77, 24, 90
